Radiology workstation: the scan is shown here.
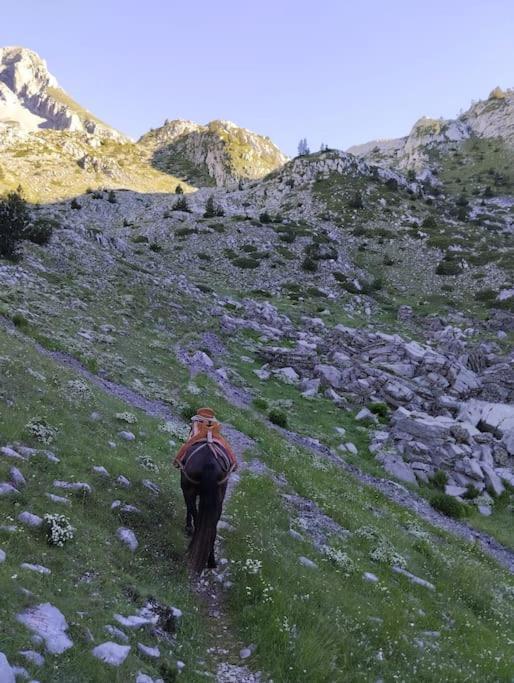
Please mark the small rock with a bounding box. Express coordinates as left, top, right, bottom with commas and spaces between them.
18, 650, 45, 667
115, 475, 131, 488
142, 480, 160, 495
298, 556, 318, 569
137, 643, 160, 658
0, 549, 5, 562
53, 481, 92, 494
363, 572, 379, 583
239, 648, 252, 659
1, 446, 25, 460
92, 642, 131, 666
288, 529, 303, 541
392, 566, 435, 591
20, 563, 51, 575
118, 431, 135, 441
345, 442, 358, 456
0, 483, 19, 496
116, 528, 138, 552
45, 493, 70, 506
93, 466, 110, 477
104, 625, 129, 643
0, 653, 15, 683
9, 467, 26, 488
18, 512, 43, 528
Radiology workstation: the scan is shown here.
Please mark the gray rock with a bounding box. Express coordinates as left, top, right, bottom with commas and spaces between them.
104, 625, 129, 643
392, 566, 435, 590
345, 442, 358, 456
45, 493, 71, 506
272, 367, 300, 384
137, 643, 160, 658
92, 466, 110, 477
118, 431, 136, 441
444, 485, 467, 498
0, 482, 19, 496
9, 467, 26, 487
380, 454, 418, 485
298, 556, 318, 569
481, 464, 505, 497
20, 563, 51, 575
0, 446, 25, 460
116, 527, 138, 552
191, 351, 214, 368
363, 572, 379, 583
288, 529, 303, 541
315, 364, 343, 389
18, 512, 43, 528
18, 650, 45, 667
92, 642, 131, 666
0, 653, 15, 683
0, 549, 5, 563
142, 480, 160, 495
17, 603, 73, 654
115, 475, 131, 488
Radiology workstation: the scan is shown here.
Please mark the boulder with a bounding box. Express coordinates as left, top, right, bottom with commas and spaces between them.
481, 464, 505, 497
379, 454, 418, 485
272, 367, 300, 385
92, 642, 131, 666
17, 603, 73, 654
315, 364, 343, 389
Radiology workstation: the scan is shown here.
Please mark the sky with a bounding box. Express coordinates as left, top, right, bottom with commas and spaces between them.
1, 0, 513, 156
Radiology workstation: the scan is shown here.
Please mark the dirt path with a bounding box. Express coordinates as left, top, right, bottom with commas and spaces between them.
4, 315, 514, 576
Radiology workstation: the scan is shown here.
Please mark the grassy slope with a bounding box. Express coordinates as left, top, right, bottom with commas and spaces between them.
0, 325, 208, 682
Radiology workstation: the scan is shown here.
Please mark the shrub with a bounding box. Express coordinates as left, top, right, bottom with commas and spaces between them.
302, 256, 318, 272
268, 408, 288, 428
175, 184, 184, 194
0, 190, 31, 260
149, 243, 162, 252
348, 191, 364, 209
71, 198, 81, 210
12, 312, 29, 329
422, 215, 437, 230
175, 227, 197, 237
429, 469, 449, 490
252, 397, 268, 411
107, 190, 117, 204
435, 259, 462, 276
368, 402, 388, 419
231, 257, 260, 269
259, 211, 272, 223
430, 492, 467, 518
385, 177, 398, 191
204, 195, 224, 218
463, 484, 481, 500
24, 216, 56, 246
173, 196, 190, 212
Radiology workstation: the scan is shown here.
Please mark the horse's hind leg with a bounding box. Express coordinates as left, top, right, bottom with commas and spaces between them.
181, 480, 198, 536
207, 482, 228, 568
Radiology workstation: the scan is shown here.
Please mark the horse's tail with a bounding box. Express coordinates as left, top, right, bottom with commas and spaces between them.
188, 462, 219, 574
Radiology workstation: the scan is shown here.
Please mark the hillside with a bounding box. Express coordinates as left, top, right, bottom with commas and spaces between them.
0, 58, 513, 682
138, 119, 288, 187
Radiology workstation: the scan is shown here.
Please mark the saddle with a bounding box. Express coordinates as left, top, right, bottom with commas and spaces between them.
173, 407, 238, 474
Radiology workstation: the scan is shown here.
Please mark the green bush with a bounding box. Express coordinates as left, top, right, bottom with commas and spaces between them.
463, 484, 481, 500
268, 408, 288, 428
430, 492, 467, 519
302, 256, 318, 272
173, 196, 191, 212
71, 198, 81, 210
232, 257, 260, 269
175, 184, 184, 194
204, 195, 224, 218
131, 235, 149, 244
422, 215, 437, 230
107, 190, 117, 204
175, 227, 197, 237
24, 217, 56, 246
368, 402, 388, 419
12, 312, 29, 329
259, 211, 272, 223
348, 191, 364, 209
252, 397, 269, 411
149, 243, 162, 252
0, 190, 31, 260
435, 259, 462, 276
429, 469, 449, 490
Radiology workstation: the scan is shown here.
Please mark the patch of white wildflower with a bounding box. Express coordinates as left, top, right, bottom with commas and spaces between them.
405, 521, 430, 539
137, 455, 159, 472
44, 514, 74, 547
115, 411, 138, 424
26, 417, 57, 445
159, 421, 189, 441
66, 378, 92, 403
370, 540, 407, 568
243, 558, 262, 575
355, 525, 381, 541
322, 546, 355, 574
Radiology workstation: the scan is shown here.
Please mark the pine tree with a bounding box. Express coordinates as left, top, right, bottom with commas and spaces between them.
297, 138, 310, 156
0, 190, 31, 261
175, 184, 184, 194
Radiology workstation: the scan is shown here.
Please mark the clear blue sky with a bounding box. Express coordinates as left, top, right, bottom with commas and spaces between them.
2, 0, 513, 156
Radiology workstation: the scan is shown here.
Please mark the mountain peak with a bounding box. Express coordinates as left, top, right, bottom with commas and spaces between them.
0, 45, 126, 141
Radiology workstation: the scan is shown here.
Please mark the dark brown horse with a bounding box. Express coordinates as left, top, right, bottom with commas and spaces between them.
180, 442, 232, 573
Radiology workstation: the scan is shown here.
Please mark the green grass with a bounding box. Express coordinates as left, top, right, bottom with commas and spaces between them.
0, 326, 209, 682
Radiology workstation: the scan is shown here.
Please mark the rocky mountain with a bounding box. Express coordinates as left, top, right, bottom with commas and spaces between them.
138, 118, 288, 187
349, 86, 514, 171
0, 47, 126, 141
0, 53, 513, 683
